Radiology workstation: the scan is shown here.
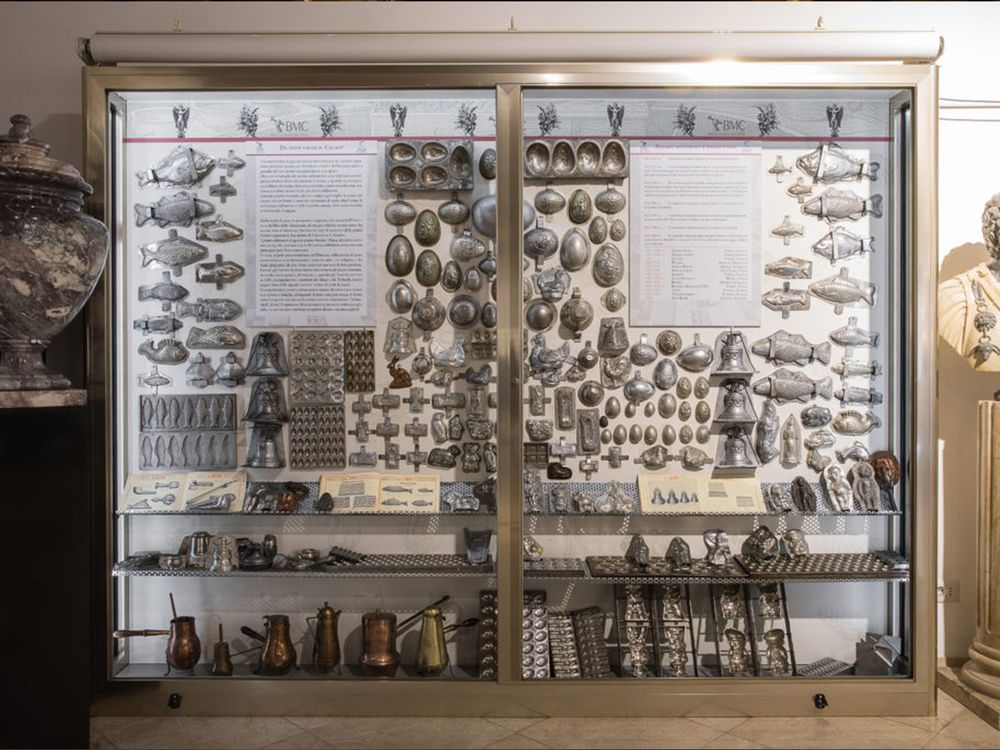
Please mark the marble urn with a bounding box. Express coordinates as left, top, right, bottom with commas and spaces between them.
0, 114, 108, 390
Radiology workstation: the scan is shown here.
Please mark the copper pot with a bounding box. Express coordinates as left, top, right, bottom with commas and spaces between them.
360, 612, 399, 677
243, 615, 297, 675
113, 616, 201, 674
311, 602, 341, 672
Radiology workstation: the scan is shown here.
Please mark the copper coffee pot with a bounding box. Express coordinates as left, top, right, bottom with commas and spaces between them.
359, 612, 400, 677
211, 624, 233, 676
360, 596, 450, 677
241, 614, 297, 675
112, 594, 201, 675
308, 602, 341, 673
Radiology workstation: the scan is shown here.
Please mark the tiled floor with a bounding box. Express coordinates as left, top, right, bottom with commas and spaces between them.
90, 689, 1000, 749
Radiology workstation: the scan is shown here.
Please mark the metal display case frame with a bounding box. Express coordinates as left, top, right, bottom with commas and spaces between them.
84, 61, 937, 717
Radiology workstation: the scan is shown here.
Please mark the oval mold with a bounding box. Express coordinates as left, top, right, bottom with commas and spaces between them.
602, 140, 627, 174
414, 210, 442, 247
559, 228, 591, 271
420, 165, 448, 188
568, 189, 593, 224
592, 243, 625, 287
479, 148, 497, 180
589, 217, 608, 244
387, 279, 416, 314
524, 299, 556, 331
534, 188, 566, 215
384, 199, 417, 226
448, 295, 480, 328
388, 165, 416, 187
577, 141, 600, 174
441, 260, 462, 292
389, 142, 416, 162
438, 197, 470, 225
551, 141, 576, 175
415, 249, 442, 287
525, 142, 550, 175
595, 187, 627, 215
385, 235, 415, 277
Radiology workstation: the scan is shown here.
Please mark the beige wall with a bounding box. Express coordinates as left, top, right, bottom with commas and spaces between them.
4, 0, 998, 660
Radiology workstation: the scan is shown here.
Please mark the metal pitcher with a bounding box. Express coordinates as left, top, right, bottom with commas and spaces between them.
113, 616, 201, 675
241, 614, 296, 675
416, 606, 448, 675
360, 611, 399, 677
310, 602, 341, 672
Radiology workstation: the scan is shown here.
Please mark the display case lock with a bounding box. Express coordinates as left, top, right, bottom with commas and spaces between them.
168, 693, 182, 710
813, 693, 829, 710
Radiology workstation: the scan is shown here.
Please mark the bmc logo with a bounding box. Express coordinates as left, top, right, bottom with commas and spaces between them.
270, 118, 308, 133
707, 115, 746, 133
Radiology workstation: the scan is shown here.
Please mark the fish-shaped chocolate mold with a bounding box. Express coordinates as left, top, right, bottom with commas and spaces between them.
196, 215, 244, 243
832, 355, 881, 379
812, 226, 874, 265
767, 155, 792, 183
765, 256, 812, 280
137, 145, 215, 188
752, 330, 831, 366
139, 229, 208, 276
196, 254, 245, 290
786, 176, 814, 204
830, 316, 879, 348
215, 150, 246, 177
762, 282, 810, 319
831, 409, 881, 436
809, 267, 876, 314
138, 337, 189, 364
134, 191, 215, 228
187, 325, 246, 350
835, 386, 883, 405
175, 298, 242, 322
208, 177, 237, 203
796, 143, 879, 184
752, 368, 832, 403
133, 314, 183, 334
770, 215, 804, 246
801, 188, 883, 223
138, 272, 189, 311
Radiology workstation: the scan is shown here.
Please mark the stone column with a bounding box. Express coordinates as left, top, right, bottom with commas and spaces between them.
960, 401, 1000, 697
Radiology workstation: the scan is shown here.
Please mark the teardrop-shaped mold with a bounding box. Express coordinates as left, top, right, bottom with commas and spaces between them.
662, 425, 677, 445
524, 142, 550, 176
552, 141, 576, 175
415, 249, 442, 287
613, 425, 627, 445
568, 189, 593, 224
644, 426, 658, 445
384, 199, 417, 226
576, 141, 600, 175
589, 217, 608, 244
385, 234, 415, 277
559, 228, 591, 271
609, 219, 627, 242
629, 424, 643, 444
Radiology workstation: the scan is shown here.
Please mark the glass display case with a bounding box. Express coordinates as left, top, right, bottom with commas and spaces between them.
85, 63, 937, 716
105, 88, 501, 682
517, 88, 912, 681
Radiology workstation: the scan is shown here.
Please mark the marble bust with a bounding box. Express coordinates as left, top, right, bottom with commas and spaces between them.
939, 193, 1000, 370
